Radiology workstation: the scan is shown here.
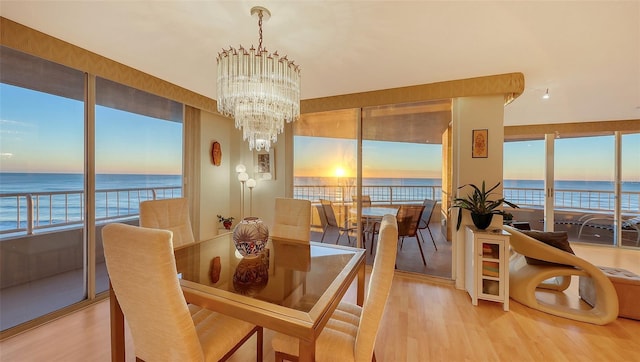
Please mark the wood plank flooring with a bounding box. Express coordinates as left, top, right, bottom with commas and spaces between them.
2, 244, 639, 362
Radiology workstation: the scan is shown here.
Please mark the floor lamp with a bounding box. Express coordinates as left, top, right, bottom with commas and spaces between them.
247, 178, 257, 216
236, 164, 248, 219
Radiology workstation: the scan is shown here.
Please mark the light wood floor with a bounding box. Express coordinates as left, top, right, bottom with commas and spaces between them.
1, 244, 638, 362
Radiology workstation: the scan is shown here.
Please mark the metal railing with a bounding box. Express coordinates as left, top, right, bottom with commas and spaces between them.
293, 184, 442, 205
2, 184, 638, 236
0, 186, 181, 235
503, 187, 640, 213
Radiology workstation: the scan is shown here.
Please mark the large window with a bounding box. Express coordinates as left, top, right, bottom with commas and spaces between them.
621, 133, 640, 247
294, 100, 450, 278
94, 78, 183, 294
555, 135, 615, 245
0, 47, 185, 335
0, 47, 86, 331
293, 108, 358, 244
504, 132, 638, 248
503, 139, 545, 229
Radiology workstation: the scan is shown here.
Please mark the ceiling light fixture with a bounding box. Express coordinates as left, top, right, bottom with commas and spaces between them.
216, 6, 301, 151
542, 88, 550, 99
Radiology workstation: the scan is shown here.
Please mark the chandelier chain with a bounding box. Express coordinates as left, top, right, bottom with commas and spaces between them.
257, 10, 263, 52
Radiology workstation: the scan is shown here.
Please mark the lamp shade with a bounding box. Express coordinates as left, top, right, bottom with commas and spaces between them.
247, 178, 257, 189
235, 164, 247, 173
238, 172, 249, 182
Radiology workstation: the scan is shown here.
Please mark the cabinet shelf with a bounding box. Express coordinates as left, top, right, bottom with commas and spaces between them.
465, 226, 511, 311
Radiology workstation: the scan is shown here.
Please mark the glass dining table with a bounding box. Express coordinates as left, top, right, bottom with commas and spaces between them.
109, 233, 366, 362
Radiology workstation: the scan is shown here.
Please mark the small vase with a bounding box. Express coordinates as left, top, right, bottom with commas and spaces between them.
232, 217, 269, 257
471, 213, 493, 230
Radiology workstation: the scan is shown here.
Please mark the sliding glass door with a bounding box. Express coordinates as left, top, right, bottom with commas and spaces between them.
621, 133, 640, 247
0, 47, 186, 335
0, 47, 87, 331
94, 78, 184, 294
293, 100, 451, 278
504, 132, 639, 249
555, 135, 615, 245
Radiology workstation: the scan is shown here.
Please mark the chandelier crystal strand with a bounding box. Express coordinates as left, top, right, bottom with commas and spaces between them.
216, 6, 300, 151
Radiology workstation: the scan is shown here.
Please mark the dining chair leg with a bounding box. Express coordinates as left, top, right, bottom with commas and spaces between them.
415, 233, 427, 265
426, 226, 438, 250
320, 226, 327, 243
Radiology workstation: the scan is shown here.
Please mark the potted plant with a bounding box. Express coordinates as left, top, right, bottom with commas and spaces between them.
217, 215, 235, 230
451, 181, 519, 230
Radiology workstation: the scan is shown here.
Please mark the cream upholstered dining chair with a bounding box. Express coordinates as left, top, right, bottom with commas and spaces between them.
503, 225, 618, 325
271, 214, 398, 362
271, 197, 312, 243
139, 197, 195, 249
102, 223, 263, 361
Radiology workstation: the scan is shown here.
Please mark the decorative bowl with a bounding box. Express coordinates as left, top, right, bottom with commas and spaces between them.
232, 216, 269, 257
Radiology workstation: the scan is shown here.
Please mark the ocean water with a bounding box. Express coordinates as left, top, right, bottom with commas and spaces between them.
1, 173, 638, 233
0, 173, 182, 232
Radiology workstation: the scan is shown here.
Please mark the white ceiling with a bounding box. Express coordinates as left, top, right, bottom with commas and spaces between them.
2, 1, 639, 126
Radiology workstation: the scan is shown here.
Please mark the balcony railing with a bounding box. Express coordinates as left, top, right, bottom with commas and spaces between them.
2, 185, 638, 236
504, 187, 640, 213
0, 186, 182, 235
293, 185, 442, 205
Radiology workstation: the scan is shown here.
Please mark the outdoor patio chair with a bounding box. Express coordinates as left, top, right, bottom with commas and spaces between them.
578, 215, 640, 246
319, 199, 355, 245
418, 199, 439, 250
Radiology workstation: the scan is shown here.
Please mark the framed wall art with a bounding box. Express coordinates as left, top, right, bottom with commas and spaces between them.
254, 147, 275, 180
472, 129, 488, 158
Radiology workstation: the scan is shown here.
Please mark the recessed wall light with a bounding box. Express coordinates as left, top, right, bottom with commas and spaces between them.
542, 88, 550, 100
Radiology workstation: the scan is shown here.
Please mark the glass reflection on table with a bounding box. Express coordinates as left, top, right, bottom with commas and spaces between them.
174, 234, 358, 312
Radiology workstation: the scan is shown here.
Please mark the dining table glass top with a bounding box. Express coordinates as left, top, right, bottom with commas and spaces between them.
352, 206, 399, 218
174, 234, 364, 313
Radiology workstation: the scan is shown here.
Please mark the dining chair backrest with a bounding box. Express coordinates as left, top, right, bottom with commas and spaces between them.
139, 197, 195, 248
271, 198, 312, 243
355, 214, 398, 360
320, 199, 339, 228
419, 199, 437, 229
396, 205, 425, 238
102, 223, 204, 361
316, 203, 328, 229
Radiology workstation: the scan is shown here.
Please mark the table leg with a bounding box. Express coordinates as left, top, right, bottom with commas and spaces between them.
298, 339, 316, 362
357, 262, 365, 306
110, 283, 125, 362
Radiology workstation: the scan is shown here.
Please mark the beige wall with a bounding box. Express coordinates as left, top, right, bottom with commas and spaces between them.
451, 95, 505, 289
198, 111, 236, 239
197, 111, 292, 235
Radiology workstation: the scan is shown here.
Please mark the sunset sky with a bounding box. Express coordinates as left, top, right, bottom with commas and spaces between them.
1, 83, 638, 182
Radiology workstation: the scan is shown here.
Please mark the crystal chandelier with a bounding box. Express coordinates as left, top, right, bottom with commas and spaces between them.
216, 6, 301, 151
